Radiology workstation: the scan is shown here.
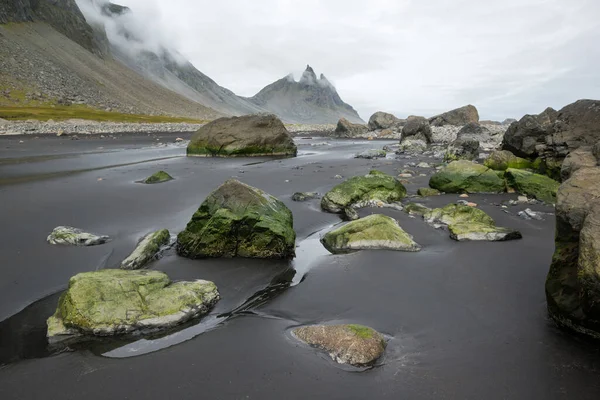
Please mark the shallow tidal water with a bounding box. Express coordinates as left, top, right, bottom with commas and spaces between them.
0, 133, 599, 399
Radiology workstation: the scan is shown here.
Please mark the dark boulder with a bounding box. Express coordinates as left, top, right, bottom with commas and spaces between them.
368, 112, 404, 131
334, 118, 368, 138
501, 107, 558, 158
429, 105, 479, 127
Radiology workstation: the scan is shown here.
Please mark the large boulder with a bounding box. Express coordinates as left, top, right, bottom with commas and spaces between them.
429, 105, 479, 127
546, 167, 600, 338
47, 270, 219, 342
424, 204, 522, 241
429, 160, 505, 193
401, 116, 432, 143
321, 214, 421, 253
187, 114, 297, 157
484, 150, 532, 171
177, 179, 296, 259
444, 138, 480, 161
293, 324, 386, 366
501, 107, 558, 157
368, 112, 404, 131
334, 118, 369, 138
456, 122, 491, 142
321, 170, 407, 213
505, 169, 560, 204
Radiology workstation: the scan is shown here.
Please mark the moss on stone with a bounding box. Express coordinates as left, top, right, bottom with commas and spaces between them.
321, 214, 420, 253
346, 324, 376, 339
121, 229, 171, 270
505, 168, 559, 203
484, 150, 532, 171
187, 142, 296, 157
417, 187, 441, 197
321, 171, 407, 213
177, 179, 295, 259
429, 160, 505, 193
404, 202, 431, 216
142, 171, 173, 184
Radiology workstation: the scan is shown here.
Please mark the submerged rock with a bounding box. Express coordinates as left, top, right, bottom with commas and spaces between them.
321, 214, 420, 253
429, 160, 505, 193
417, 187, 441, 197
292, 192, 320, 202
355, 149, 387, 159
546, 167, 600, 338
424, 204, 521, 241
293, 324, 386, 366
47, 226, 110, 246
505, 169, 559, 204
177, 179, 296, 259
121, 229, 171, 270
187, 114, 297, 157
141, 170, 174, 184
404, 202, 431, 216
321, 170, 407, 213
429, 105, 479, 127
484, 150, 532, 171
47, 269, 219, 342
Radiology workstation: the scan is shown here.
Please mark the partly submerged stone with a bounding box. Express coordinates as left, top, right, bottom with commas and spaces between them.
417, 187, 441, 197
141, 170, 173, 184
121, 229, 171, 270
177, 179, 295, 259
404, 202, 431, 216
355, 149, 387, 159
424, 204, 521, 241
293, 324, 386, 366
484, 150, 532, 171
429, 160, 505, 193
292, 192, 320, 202
47, 269, 219, 341
321, 214, 420, 253
505, 168, 559, 204
321, 170, 407, 213
187, 114, 297, 157
47, 226, 110, 246
341, 207, 359, 221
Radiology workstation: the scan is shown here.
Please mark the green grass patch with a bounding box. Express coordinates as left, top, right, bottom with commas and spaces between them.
0, 105, 208, 123
346, 324, 374, 339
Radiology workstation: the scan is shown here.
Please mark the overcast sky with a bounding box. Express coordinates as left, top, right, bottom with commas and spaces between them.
115, 0, 599, 121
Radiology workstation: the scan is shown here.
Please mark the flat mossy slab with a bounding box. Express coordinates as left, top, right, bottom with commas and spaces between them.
141, 171, 174, 184
47, 226, 110, 246
47, 269, 219, 341
321, 214, 420, 253
484, 150, 532, 171
355, 149, 387, 159
321, 170, 407, 213
121, 229, 171, 270
417, 187, 441, 197
505, 168, 559, 203
177, 179, 296, 259
425, 204, 522, 242
293, 324, 386, 366
429, 160, 505, 193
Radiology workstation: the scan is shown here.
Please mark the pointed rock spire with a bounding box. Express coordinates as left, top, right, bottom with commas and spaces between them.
300, 64, 317, 85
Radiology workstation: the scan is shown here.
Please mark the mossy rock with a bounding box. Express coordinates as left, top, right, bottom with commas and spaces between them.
292, 192, 320, 202
177, 179, 295, 259
47, 269, 219, 340
425, 204, 521, 242
404, 202, 431, 216
142, 171, 173, 184
505, 168, 559, 203
484, 150, 532, 171
293, 324, 386, 366
47, 226, 110, 246
121, 229, 171, 270
321, 214, 420, 253
417, 187, 441, 197
321, 170, 407, 213
429, 160, 505, 193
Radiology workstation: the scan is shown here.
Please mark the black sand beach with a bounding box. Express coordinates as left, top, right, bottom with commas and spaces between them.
1, 134, 599, 399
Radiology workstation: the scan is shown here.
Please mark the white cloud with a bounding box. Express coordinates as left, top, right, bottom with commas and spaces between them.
109, 0, 600, 120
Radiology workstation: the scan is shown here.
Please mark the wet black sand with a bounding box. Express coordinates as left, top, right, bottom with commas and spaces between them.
1, 135, 599, 399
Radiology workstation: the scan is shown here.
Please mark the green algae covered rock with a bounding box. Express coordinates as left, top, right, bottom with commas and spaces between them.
429, 160, 505, 193
404, 202, 431, 216
47, 269, 219, 341
484, 150, 532, 171
292, 192, 320, 202
321, 170, 407, 213
187, 114, 297, 157
293, 324, 386, 366
417, 187, 441, 197
177, 179, 295, 259
47, 226, 110, 246
424, 204, 522, 241
121, 229, 171, 270
142, 171, 173, 184
505, 168, 559, 203
321, 214, 420, 253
